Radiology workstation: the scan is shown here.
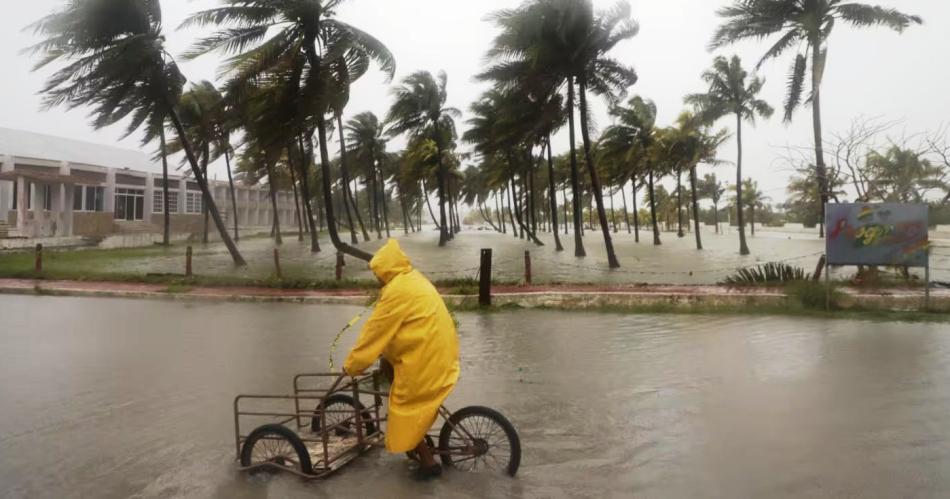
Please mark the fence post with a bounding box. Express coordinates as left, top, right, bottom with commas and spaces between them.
479, 248, 492, 307
812, 254, 826, 282
273, 248, 282, 280
336, 252, 345, 281
524, 250, 532, 285
34, 244, 43, 273
185, 246, 193, 277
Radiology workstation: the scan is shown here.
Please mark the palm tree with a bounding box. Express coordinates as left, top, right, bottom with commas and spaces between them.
183, 0, 395, 261
600, 96, 661, 245
699, 173, 727, 234
712, 0, 921, 237
29, 0, 246, 265
386, 71, 460, 247
734, 179, 770, 236
686, 55, 773, 255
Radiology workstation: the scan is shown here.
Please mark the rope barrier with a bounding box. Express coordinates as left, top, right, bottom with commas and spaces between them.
327, 301, 377, 372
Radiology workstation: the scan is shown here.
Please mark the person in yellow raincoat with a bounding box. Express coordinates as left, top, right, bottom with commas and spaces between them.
343, 239, 460, 478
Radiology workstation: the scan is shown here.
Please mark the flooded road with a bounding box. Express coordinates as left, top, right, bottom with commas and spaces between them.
3, 295, 950, 498
99, 228, 950, 285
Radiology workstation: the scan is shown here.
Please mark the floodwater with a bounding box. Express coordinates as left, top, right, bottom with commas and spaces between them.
3, 296, 950, 498
102, 227, 950, 285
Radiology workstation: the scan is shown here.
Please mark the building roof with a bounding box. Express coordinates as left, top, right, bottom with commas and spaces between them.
0, 127, 162, 175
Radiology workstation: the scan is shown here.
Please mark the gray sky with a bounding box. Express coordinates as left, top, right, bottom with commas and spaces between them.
1, 0, 947, 203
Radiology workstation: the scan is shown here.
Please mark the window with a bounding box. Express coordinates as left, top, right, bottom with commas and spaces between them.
42, 185, 52, 211
153, 190, 179, 214
185, 191, 203, 214
72, 185, 104, 212
114, 188, 145, 221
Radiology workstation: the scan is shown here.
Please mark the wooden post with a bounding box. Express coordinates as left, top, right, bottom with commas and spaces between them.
34, 244, 42, 273
273, 248, 282, 280
479, 248, 492, 307
812, 254, 826, 282
186, 246, 193, 277
524, 250, 532, 285
336, 252, 345, 281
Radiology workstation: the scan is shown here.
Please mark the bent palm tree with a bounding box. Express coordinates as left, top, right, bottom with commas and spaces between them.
712, 0, 921, 237
29, 0, 246, 265
686, 56, 773, 256
386, 71, 460, 247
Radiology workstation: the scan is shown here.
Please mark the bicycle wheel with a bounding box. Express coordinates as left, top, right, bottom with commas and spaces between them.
438, 406, 521, 477
240, 424, 313, 475
311, 393, 376, 437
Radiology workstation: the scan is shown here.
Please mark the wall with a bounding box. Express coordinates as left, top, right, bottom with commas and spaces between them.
73, 212, 115, 237
151, 214, 204, 234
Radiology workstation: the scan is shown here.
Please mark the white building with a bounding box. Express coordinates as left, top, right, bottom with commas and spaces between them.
0, 127, 296, 239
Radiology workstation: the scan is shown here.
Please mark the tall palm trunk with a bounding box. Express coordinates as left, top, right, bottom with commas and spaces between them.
264, 158, 282, 245
713, 200, 720, 234
648, 170, 661, 246
690, 164, 703, 250
577, 78, 620, 268
380, 168, 391, 238
812, 47, 828, 239
610, 188, 617, 233
509, 175, 543, 245
566, 76, 586, 257
288, 164, 304, 242
159, 127, 171, 246
545, 135, 564, 251
495, 191, 505, 233
290, 138, 320, 252
620, 180, 631, 234
676, 168, 685, 238
370, 172, 382, 239
750, 203, 756, 237
422, 179, 440, 230
223, 148, 239, 241
562, 184, 569, 235
505, 183, 519, 239
631, 176, 640, 243
735, 112, 750, 255
335, 114, 365, 244
432, 122, 450, 246
201, 144, 210, 244
303, 36, 367, 261
166, 108, 245, 266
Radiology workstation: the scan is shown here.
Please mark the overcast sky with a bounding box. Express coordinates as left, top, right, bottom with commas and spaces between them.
1, 0, 947, 203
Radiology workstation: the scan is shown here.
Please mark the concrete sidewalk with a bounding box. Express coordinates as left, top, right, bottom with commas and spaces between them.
0, 278, 947, 312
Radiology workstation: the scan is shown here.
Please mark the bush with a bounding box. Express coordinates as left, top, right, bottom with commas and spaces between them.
723, 262, 809, 285
785, 281, 843, 310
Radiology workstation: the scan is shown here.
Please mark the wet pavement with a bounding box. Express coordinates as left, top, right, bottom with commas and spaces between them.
3, 295, 950, 498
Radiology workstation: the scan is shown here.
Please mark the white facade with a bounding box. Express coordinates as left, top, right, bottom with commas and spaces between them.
0, 128, 296, 238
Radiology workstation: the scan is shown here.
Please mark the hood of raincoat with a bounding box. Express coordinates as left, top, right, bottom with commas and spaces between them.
369, 239, 413, 284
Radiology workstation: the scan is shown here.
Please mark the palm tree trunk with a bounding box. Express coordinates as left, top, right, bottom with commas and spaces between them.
545, 135, 564, 251
578, 78, 620, 268
736, 112, 750, 256
621, 180, 631, 234
380, 168, 391, 238
288, 164, 304, 242
610, 188, 617, 233
264, 159, 282, 245
369, 172, 382, 239
505, 183, 518, 239
677, 168, 685, 238
495, 191, 505, 233
223, 148, 239, 242
201, 144, 210, 244
566, 76, 587, 257
714, 201, 719, 234
690, 164, 703, 250
812, 48, 828, 239
314, 115, 371, 261
159, 127, 171, 246
166, 108, 245, 266
431, 122, 450, 246
290, 138, 321, 252
751, 204, 756, 237
562, 184, 569, 235
510, 175, 543, 246
632, 176, 640, 243
422, 179, 440, 230
335, 114, 363, 244
648, 170, 661, 246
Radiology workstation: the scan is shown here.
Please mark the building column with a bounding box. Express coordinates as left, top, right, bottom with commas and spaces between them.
16, 175, 27, 233
59, 161, 72, 236
104, 169, 116, 214
144, 173, 154, 223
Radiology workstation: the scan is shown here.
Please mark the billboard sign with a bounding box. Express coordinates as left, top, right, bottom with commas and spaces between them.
825, 203, 929, 267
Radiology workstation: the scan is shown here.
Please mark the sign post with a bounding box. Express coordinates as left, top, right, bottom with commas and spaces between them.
825, 203, 930, 310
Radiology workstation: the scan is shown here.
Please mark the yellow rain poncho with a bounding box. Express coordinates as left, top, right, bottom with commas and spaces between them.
344, 240, 460, 453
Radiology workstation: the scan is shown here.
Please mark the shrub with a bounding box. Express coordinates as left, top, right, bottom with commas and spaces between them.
786, 281, 844, 310
723, 262, 809, 285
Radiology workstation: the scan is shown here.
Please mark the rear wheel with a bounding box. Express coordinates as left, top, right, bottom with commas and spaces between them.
311, 393, 376, 437
438, 406, 521, 477
240, 424, 312, 475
